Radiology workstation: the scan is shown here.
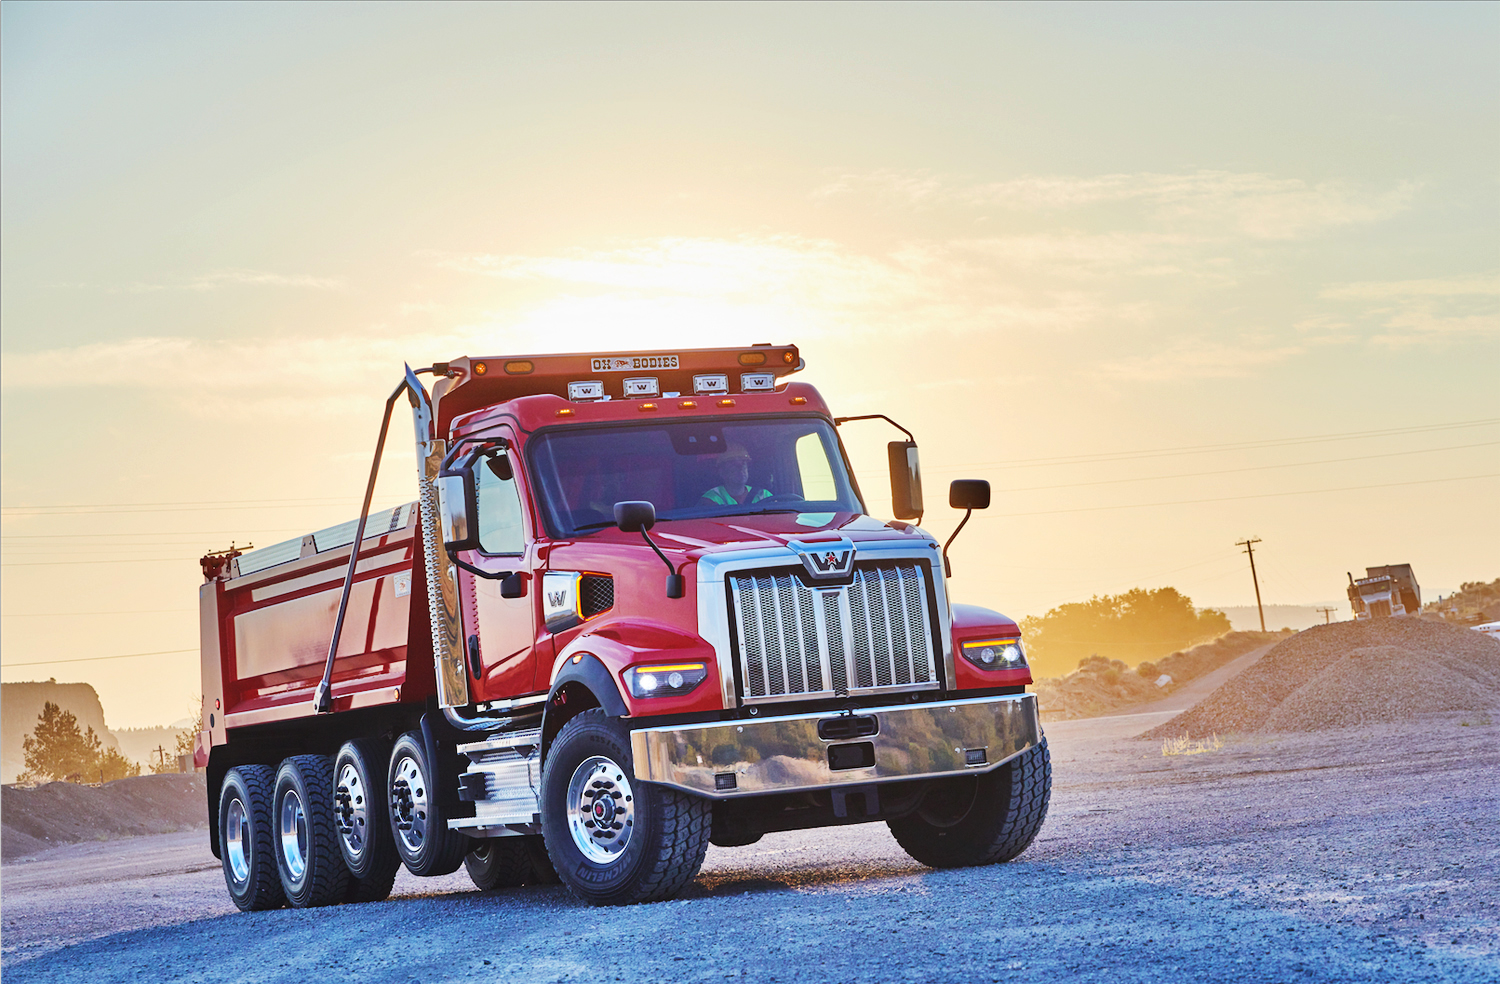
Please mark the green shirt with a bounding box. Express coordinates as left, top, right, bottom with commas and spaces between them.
700, 485, 773, 506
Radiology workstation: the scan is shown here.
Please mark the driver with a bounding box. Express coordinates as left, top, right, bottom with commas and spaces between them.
698, 442, 772, 508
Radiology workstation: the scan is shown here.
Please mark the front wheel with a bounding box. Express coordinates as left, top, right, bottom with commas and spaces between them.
888, 737, 1052, 868
540, 709, 710, 905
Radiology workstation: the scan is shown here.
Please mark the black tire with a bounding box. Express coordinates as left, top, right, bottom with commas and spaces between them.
218, 765, 286, 912
464, 838, 534, 891
273, 755, 351, 907
888, 736, 1052, 869
333, 738, 401, 902
387, 731, 467, 877
539, 709, 710, 905
525, 835, 560, 884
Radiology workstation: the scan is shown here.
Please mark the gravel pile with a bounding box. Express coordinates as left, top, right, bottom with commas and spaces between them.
2, 773, 206, 859
1143, 618, 1500, 739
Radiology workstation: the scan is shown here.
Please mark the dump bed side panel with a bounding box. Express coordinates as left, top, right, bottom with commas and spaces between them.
207, 506, 433, 731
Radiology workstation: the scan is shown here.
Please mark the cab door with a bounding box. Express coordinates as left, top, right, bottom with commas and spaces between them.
459, 429, 549, 701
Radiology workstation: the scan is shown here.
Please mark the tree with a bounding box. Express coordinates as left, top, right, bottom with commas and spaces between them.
19, 701, 141, 784
1019, 587, 1232, 680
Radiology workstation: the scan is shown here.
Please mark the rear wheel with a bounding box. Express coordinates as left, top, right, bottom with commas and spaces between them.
388, 731, 467, 877
888, 737, 1052, 868
334, 738, 401, 903
539, 709, 710, 905
464, 835, 561, 890
273, 755, 351, 907
219, 765, 285, 912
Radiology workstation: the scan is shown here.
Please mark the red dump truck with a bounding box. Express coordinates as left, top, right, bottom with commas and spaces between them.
196, 345, 1049, 909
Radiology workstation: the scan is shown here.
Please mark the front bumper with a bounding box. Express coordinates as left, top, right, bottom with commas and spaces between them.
630, 693, 1040, 799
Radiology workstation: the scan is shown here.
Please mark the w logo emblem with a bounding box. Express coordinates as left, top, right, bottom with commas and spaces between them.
791, 537, 856, 579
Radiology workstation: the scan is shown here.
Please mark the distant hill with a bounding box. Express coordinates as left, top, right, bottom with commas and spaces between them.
1211, 605, 1343, 632
2, 681, 121, 784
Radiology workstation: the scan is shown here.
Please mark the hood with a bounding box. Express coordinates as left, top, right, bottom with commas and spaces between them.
572, 511, 936, 557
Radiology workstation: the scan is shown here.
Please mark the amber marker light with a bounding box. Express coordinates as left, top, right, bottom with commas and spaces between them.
790, 396, 807, 405
556, 408, 575, 417
639, 402, 659, 412
717, 398, 736, 408
505, 360, 534, 374
678, 400, 697, 409
783, 350, 796, 364
473, 361, 488, 375
738, 352, 767, 365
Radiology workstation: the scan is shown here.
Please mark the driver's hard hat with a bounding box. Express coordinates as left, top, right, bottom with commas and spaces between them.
721, 441, 751, 461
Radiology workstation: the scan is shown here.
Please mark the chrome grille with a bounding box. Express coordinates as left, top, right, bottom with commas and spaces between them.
729, 562, 939, 703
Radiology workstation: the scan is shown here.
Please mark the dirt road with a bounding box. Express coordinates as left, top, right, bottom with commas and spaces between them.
4, 712, 1497, 983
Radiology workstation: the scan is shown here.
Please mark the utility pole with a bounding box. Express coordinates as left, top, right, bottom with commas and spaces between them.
1317, 606, 1336, 624
1236, 537, 1266, 632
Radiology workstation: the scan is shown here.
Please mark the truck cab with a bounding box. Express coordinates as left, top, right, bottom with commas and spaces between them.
198, 345, 1050, 909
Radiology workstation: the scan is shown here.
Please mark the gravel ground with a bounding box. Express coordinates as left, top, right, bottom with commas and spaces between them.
4, 710, 1496, 983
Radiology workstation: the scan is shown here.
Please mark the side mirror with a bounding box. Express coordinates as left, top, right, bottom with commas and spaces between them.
437, 465, 480, 552
485, 451, 513, 482
888, 441, 924, 522
949, 479, 991, 510
614, 500, 683, 599
942, 479, 990, 578
613, 500, 657, 533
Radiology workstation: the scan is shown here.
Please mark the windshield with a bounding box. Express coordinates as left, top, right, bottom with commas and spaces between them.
528, 416, 864, 537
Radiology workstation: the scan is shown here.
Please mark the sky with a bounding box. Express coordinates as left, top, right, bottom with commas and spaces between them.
2, 1, 1497, 728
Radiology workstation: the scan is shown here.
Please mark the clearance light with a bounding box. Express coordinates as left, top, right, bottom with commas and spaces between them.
624, 663, 709, 698
639, 402, 658, 412
567, 380, 605, 402
783, 351, 796, 364
739, 352, 767, 366
678, 400, 698, 410
556, 408, 575, 417
473, 361, 489, 375
740, 372, 774, 392
961, 638, 1027, 671
623, 376, 659, 398
717, 398, 736, 408
790, 396, 808, 405
504, 360, 534, 374
693, 374, 729, 395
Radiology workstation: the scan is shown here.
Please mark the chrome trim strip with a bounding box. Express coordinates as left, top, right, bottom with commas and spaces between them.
630, 693, 1038, 799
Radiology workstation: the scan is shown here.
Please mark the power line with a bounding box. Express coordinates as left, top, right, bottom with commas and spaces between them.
1, 610, 196, 618
1, 530, 304, 540
3, 648, 197, 667
948, 417, 1500, 471
1, 558, 196, 568
971, 440, 1499, 492
990, 472, 1498, 518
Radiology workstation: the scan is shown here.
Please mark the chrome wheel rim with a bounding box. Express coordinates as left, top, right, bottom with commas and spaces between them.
566, 755, 635, 865
390, 753, 429, 855
224, 797, 251, 885
278, 787, 308, 881
335, 760, 369, 862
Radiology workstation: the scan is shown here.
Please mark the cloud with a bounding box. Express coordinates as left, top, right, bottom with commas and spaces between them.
120, 269, 345, 292
814, 169, 1418, 240
1092, 337, 1306, 381
1320, 275, 1500, 347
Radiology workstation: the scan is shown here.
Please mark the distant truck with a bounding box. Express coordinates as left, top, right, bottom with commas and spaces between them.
1347, 565, 1421, 620
195, 344, 1050, 911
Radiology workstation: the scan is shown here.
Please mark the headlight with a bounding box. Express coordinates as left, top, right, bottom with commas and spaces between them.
624, 663, 709, 698
961, 638, 1027, 671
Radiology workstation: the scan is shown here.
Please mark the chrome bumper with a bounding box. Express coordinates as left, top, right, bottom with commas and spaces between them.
629, 693, 1040, 799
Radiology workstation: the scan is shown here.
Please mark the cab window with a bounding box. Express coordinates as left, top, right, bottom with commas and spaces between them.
477, 464, 525, 555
